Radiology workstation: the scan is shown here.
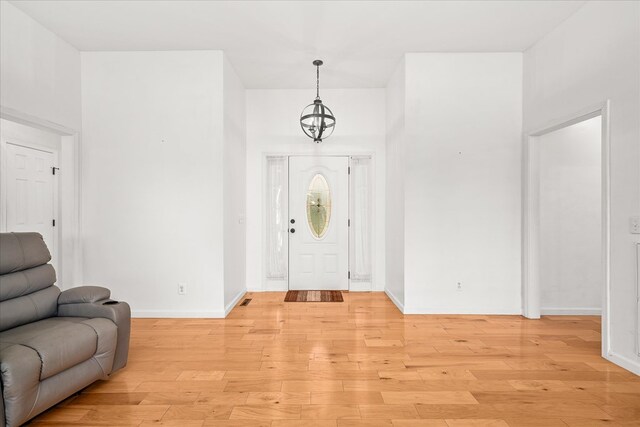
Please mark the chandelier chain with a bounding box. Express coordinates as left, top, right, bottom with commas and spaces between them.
316, 64, 320, 99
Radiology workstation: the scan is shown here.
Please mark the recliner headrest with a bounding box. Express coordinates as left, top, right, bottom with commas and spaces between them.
0, 232, 51, 275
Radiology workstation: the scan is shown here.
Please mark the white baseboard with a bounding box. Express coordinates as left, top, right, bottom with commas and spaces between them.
262, 279, 288, 291
541, 307, 602, 315
403, 306, 521, 315
253, 281, 384, 292
384, 288, 404, 313
350, 281, 372, 292
225, 290, 247, 316
606, 351, 640, 376
132, 310, 225, 318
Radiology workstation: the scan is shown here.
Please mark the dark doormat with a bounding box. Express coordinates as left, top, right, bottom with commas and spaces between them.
284, 290, 344, 302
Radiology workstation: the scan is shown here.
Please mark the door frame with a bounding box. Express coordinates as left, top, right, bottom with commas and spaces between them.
0, 140, 60, 273
522, 101, 611, 358
262, 152, 377, 292
0, 105, 82, 289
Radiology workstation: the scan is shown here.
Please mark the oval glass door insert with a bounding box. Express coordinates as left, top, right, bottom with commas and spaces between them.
306, 173, 331, 239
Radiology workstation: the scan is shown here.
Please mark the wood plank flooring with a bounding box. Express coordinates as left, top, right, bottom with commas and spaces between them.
29, 292, 640, 427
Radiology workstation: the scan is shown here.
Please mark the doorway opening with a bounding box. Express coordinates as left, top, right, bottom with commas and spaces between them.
264, 154, 374, 292
538, 116, 602, 316
523, 102, 611, 358
0, 110, 81, 289
0, 119, 60, 271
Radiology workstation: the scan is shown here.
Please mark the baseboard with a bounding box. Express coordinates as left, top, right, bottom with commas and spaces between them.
225, 290, 247, 316
541, 307, 602, 315
262, 279, 288, 291
132, 310, 225, 318
606, 351, 640, 376
384, 288, 404, 313
251, 282, 381, 292
403, 306, 521, 315
350, 281, 372, 292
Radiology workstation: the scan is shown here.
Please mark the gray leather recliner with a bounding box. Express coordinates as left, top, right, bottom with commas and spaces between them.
0, 232, 131, 427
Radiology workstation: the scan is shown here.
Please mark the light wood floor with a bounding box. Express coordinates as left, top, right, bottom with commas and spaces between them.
30, 292, 640, 427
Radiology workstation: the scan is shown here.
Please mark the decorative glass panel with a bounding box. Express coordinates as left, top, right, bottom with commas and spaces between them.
351, 157, 372, 282
265, 157, 287, 279
306, 173, 331, 239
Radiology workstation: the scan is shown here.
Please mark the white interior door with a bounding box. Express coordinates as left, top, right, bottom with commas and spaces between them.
4, 142, 56, 261
289, 156, 349, 290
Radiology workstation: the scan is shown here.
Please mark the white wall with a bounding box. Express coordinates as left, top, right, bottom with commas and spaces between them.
385, 59, 406, 310
539, 116, 602, 314
0, 1, 83, 289
399, 53, 523, 314
222, 55, 247, 312
524, 1, 640, 373
81, 51, 226, 317
0, 1, 81, 131
246, 89, 386, 291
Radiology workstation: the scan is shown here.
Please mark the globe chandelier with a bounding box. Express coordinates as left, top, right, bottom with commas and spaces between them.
300, 60, 335, 143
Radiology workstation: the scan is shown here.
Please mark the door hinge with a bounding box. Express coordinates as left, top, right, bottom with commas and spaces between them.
348, 166, 351, 175
52, 167, 60, 175
348, 271, 351, 279
52, 219, 56, 227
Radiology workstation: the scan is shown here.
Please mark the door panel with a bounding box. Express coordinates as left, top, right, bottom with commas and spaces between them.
5, 143, 55, 260
289, 156, 349, 290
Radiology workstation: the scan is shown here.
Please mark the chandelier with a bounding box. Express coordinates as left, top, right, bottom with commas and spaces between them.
300, 60, 335, 143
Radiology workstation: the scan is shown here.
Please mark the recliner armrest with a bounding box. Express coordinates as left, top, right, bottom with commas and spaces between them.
57, 298, 131, 373
58, 286, 110, 304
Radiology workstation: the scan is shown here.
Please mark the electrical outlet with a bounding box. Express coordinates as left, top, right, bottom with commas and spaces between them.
178, 283, 187, 295
457, 282, 462, 292
630, 216, 640, 234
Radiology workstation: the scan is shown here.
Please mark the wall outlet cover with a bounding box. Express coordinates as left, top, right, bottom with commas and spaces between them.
178, 283, 187, 295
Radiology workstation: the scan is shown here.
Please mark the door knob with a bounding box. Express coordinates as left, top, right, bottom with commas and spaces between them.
290, 219, 295, 224
290, 228, 296, 233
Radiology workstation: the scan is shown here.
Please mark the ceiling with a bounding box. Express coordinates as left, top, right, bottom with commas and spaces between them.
11, 0, 586, 89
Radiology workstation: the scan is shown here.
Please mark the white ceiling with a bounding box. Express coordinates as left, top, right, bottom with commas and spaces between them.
11, 0, 586, 89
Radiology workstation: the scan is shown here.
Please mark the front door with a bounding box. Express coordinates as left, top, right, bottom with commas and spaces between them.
4, 142, 56, 262
288, 156, 349, 290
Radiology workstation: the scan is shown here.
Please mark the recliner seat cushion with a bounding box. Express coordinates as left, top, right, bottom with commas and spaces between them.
0, 317, 103, 380
0, 317, 117, 427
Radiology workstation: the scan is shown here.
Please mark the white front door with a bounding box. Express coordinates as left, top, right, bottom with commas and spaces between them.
289, 156, 349, 290
4, 142, 56, 261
